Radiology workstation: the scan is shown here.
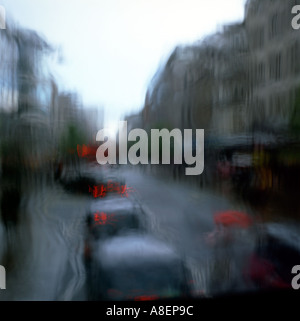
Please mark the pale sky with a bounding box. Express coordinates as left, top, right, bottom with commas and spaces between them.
2, 0, 246, 130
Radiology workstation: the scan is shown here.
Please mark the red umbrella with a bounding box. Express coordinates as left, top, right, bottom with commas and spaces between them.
213, 210, 253, 229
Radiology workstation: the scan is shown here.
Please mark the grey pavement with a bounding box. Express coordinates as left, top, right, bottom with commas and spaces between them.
0, 183, 90, 300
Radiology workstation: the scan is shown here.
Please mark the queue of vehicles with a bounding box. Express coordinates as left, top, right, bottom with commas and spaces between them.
59, 164, 300, 299
81, 169, 194, 301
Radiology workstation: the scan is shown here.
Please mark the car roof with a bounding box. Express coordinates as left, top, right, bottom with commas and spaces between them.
94, 234, 181, 267
88, 209, 139, 219
89, 197, 137, 213
262, 222, 300, 251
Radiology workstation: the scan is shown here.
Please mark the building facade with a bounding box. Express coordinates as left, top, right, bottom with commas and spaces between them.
245, 0, 300, 134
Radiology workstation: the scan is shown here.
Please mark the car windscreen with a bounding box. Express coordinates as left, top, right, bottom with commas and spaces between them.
88, 212, 142, 239
100, 262, 187, 300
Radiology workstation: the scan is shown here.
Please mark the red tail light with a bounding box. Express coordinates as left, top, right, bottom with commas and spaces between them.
134, 295, 159, 301
84, 241, 91, 260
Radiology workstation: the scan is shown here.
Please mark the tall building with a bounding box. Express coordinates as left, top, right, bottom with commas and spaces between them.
0, 21, 59, 189
0, 24, 18, 112
142, 22, 250, 139
142, 45, 200, 132
142, 0, 300, 138
245, 0, 300, 133
208, 22, 250, 137
14, 27, 53, 116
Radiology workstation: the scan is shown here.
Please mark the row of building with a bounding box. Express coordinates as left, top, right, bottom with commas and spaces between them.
126, 0, 300, 145
0, 20, 103, 188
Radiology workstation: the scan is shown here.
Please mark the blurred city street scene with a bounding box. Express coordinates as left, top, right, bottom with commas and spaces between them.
1, 0, 300, 300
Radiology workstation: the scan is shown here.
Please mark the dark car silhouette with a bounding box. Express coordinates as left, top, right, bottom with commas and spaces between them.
86, 234, 193, 301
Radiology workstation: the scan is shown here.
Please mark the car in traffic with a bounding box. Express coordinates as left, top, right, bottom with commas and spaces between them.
83, 197, 148, 264
86, 233, 193, 300
243, 222, 300, 290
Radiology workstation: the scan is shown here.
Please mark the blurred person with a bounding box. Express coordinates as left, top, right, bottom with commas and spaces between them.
243, 224, 300, 291
205, 210, 254, 246
0, 146, 22, 231
243, 253, 291, 290
54, 160, 63, 182
0, 144, 22, 270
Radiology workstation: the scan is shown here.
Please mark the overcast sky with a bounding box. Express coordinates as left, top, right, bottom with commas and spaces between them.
2, 0, 246, 130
